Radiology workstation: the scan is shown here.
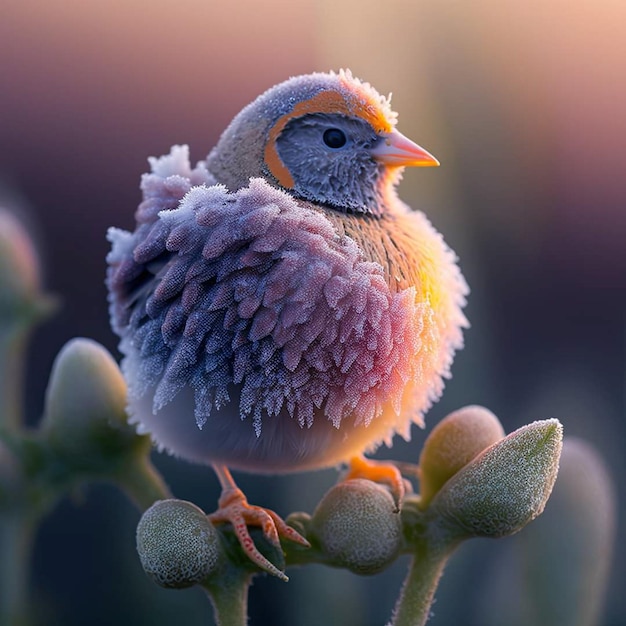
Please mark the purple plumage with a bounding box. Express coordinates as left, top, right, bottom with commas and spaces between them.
107, 146, 423, 469
106, 71, 467, 485
106, 70, 469, 578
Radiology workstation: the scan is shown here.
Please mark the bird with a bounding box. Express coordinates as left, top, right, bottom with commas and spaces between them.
106, 69, 468, 580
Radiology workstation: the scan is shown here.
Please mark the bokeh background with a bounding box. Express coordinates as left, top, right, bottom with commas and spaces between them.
1, 0, 624, 624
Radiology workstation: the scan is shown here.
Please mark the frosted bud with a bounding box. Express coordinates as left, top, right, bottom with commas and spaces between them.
137, 499, 222, 588
431, 419, 563, 538
312, 479, 402, 575
42, 338, 137, 465
518, 437, 616, 626
0, 210, 41, 319
419, 405, 505, 508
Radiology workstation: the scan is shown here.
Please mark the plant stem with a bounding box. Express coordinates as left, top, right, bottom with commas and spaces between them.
0, 513, 35, 626
0, 328, 27, 432
0, 322, 36, 625
392, 542, 454, 626
116, 456, 172, 511
204, 570, 251, 626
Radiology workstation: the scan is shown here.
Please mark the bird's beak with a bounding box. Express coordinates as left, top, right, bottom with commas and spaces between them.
371, 129, 440, 167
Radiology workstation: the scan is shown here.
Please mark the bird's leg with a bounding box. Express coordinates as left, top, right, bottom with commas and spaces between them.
343, 455, 407, 510
208, 465, 310, 581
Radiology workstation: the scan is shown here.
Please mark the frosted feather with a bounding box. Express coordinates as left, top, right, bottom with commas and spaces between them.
107, 148, 423, 435
334, 68, 398, 128
106, 71, 469, 469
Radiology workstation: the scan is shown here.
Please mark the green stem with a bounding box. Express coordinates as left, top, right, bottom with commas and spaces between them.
0, 328, 28, 432
392, 543, 454, 626
0, 514, 35, 626
116, 456, 172, 511
204, 570, 251, 626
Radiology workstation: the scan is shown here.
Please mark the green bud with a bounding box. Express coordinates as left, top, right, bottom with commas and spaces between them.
0, 210, 54, 326
419, 405, 505, 508
312, 479, 402, 575
137, 500, 222, 588
41, 338, 140, 467
0, 211, 39, 312
518, 437, 616, 626
431, 419, 563, 539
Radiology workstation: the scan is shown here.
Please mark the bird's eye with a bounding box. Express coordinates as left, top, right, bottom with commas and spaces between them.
323, 128, 347, 149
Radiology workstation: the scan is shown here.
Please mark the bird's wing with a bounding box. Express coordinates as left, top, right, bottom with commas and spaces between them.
107, 149, 421, 437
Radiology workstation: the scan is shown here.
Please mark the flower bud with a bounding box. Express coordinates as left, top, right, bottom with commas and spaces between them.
137, 499, 222, 588
0, 210, 54, 328
431, 419, 563, 539
0, 211, 40, 315
42, 338, 138, 467
517, 438, 616, 626
312, 479, 402, 575
419, 405, 505, 508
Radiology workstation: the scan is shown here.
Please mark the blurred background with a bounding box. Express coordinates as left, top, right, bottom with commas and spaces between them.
1, 0, 624, 624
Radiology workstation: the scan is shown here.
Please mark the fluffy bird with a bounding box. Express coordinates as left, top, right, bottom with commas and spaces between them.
107, 70, 468, 579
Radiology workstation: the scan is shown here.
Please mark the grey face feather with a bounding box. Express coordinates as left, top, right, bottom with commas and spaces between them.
276, 113, 385, 215
205, 72, 392, 216
205, 73, 345, 193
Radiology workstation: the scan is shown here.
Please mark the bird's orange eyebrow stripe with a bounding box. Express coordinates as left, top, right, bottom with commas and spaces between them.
264, 90, 392, 189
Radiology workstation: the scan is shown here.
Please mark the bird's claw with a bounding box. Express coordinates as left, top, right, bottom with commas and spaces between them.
344, 456, 407, 510
208, 487, 310, 581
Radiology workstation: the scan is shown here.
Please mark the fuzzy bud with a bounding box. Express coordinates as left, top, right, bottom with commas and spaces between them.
0, 211, 40, 315
312, 479, 402, 575
518, 437, 616, 626
137, 499, 222, 588
431, 419, 563, 538
419, 405, 505, 508
0, 210, 54, 329
42, 338, 138, 467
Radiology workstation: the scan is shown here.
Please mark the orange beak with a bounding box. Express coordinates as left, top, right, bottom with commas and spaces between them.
371, 128, 440, 167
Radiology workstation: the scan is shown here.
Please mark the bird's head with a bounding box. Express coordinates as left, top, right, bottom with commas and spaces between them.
206, 70, 438, 216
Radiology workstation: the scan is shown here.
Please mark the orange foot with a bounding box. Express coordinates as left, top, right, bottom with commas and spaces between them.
208, 466, 310, 581
343, 455, 408, 510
